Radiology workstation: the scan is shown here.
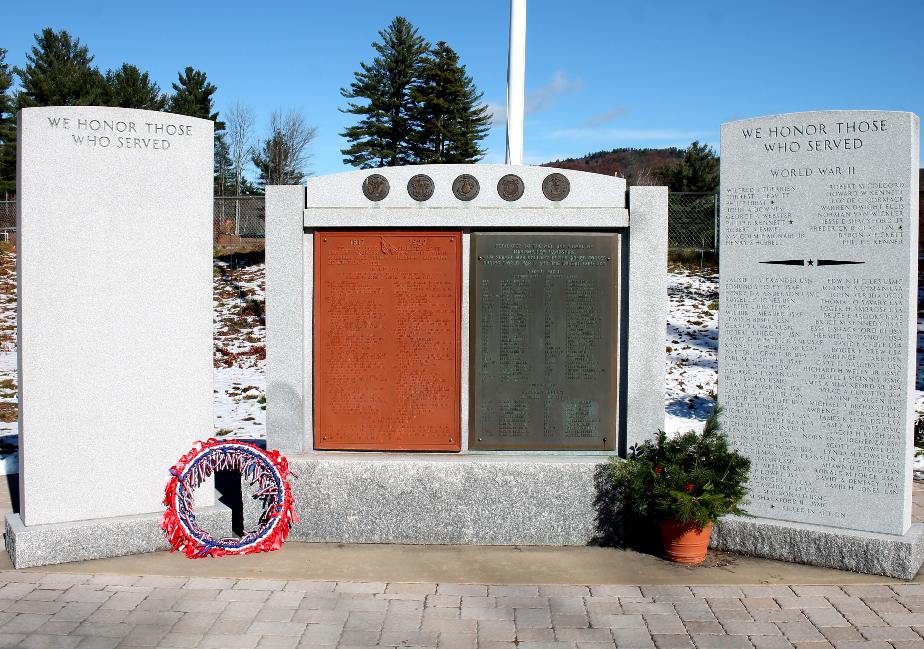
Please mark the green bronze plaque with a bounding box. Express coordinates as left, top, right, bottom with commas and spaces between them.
470, 232, 619, 451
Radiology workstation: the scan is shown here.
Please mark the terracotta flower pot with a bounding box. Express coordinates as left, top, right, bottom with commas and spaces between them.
659, 519, 714, 564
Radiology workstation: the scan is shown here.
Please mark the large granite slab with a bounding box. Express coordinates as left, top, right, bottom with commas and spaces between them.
16, 107, 214, 525
720, 111, 920, 536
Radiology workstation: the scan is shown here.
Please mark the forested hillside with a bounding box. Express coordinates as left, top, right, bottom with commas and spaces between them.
543, 147, 685, 184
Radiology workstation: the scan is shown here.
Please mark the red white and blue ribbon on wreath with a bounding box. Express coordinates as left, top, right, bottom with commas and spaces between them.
163, 439, 296, 558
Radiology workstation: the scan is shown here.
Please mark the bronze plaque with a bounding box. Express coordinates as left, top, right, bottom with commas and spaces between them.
471, 233, 619, 451
314, 231, 461, 451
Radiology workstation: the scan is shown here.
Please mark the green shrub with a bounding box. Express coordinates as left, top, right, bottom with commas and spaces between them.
608, 407, 750, 529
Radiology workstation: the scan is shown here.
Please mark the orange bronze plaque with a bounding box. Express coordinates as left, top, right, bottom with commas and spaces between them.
314, 231, 462, 451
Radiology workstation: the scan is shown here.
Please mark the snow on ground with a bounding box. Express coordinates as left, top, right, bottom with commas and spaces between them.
0, 247, 920, 476
212, 254, 266, 439
664, 265, 719, 435
0, 247, 17, 474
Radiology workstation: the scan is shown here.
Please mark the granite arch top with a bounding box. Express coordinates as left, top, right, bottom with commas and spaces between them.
304, 164, 628, 228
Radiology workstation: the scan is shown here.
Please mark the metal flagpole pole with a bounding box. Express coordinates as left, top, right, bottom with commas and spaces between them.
505, 0, 526, 165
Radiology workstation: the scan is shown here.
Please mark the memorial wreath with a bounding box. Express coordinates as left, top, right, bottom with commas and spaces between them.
163, 439, 296, 558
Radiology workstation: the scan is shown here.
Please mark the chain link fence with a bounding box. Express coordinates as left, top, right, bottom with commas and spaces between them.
0, 197, 269, 246
0, 201, 15, 242
214, 196, 266, 245
668, 192, 718, 258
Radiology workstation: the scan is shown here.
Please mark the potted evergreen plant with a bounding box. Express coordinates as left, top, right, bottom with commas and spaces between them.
608, 407, 750, 564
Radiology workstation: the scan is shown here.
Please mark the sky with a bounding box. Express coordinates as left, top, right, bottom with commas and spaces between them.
3, 0, 924, 178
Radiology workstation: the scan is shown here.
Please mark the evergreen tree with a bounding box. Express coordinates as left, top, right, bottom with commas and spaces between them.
214, 134, 234, 196
658, 141, 720, 192
15, 28, 106, 108
253, 132, 296, 186
167, 67, 226, 194
340, 16, 429, 168
409, 41, 490, 163
252, 110, 316, 188
104, 64, 166, 110
0, 49, 16, 195
238, 177, 262, 196
167, 66, 223, 129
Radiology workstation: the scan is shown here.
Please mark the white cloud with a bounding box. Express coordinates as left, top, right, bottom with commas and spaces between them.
526, 70, 583, 115
485, 70, 583, 130
485, 102, 506, 126
582, 106, 628, 128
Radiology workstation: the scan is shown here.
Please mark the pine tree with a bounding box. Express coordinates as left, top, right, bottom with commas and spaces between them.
0, 49, 16, 195
410, 41, 490, 163
658, 141, 719, 192
168, 67, 226, 194
214, 134, 233, 196
15, 28, 106, 108
104, 64, 166, 111
252, 110, 316, 188
167, 67, 223, 129
340, 16, 429, 168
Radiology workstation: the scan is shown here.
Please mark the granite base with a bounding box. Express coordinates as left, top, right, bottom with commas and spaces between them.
5, 504, 232, 568
286, 454, 602, 545
710, 515, 924, 580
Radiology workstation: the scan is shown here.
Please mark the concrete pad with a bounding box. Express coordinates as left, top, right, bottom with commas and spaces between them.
14, 542, 923, 585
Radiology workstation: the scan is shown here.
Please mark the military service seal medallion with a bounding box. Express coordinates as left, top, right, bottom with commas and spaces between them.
497, 174, 525, 201
407, 174, 435, 202
542, 173, 570, 201
452, 174, 480, 201
362, 174, 390, 201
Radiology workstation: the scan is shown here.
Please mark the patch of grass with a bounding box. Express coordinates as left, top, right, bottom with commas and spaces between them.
0, 402, 17, 422
668, 248, 718, 269
241, 298, 264, 319
214, 247, 265, 266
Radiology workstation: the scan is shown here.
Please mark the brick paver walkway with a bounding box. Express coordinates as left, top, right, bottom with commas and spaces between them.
0, 572, 922, 649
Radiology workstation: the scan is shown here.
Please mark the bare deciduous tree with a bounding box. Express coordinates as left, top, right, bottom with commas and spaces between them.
226, 102, 255, 195
252, 110, 317, 187
631, 167, 659, 186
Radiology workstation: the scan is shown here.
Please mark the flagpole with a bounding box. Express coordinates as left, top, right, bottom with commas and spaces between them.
505, 0, 526, 165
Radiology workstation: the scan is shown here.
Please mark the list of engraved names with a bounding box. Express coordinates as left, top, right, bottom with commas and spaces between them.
719, 111, 917, 535
472, 233, 618, 451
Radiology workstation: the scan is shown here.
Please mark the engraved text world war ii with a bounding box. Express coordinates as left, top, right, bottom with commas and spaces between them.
720, 111, 920, 537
